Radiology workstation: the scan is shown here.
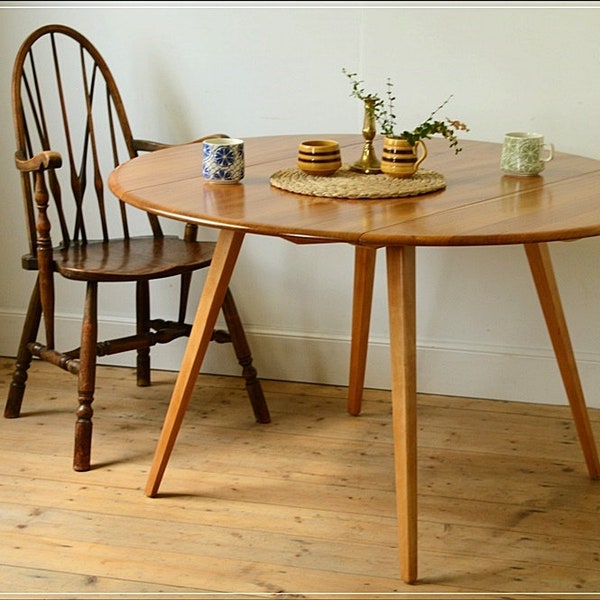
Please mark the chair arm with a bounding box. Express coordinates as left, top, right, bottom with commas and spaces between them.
132, 133, 229, 153
14, 151, 61, 348
15, 150, 62, 172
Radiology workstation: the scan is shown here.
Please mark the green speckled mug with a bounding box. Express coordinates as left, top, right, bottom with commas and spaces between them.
500, 132, 554, 176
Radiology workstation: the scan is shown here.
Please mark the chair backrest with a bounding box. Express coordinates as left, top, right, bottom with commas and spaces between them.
12, 24, 163, 266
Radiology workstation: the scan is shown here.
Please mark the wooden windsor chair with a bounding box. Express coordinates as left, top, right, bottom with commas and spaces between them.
4, 24, 270, 472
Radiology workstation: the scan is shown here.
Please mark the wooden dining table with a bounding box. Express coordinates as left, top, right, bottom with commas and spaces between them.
108, 133, 600, 583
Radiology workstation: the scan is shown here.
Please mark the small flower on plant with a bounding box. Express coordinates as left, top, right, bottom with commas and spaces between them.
342, 68, 469, 154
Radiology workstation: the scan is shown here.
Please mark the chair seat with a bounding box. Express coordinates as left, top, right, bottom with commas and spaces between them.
55, 237, 215, 282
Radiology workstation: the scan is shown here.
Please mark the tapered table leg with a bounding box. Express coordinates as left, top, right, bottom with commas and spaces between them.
145, 229, 246, 497
386, 245, 418, 584
348, 246, 377, 415
525, 242, 600, 479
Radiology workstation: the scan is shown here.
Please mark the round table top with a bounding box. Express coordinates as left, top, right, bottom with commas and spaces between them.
108, 134, 600, 247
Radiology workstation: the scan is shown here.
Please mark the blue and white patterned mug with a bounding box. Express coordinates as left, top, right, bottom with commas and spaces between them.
500, 132, 554, 176
202, 138, 244, 184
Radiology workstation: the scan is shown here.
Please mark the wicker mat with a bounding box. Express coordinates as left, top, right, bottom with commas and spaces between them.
270, 165, 446, 199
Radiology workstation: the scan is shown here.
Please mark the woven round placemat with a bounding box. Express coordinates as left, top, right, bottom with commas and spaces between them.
270, 165, 446, 199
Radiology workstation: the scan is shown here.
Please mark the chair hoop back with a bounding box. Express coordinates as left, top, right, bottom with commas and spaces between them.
12, 24, 160, 258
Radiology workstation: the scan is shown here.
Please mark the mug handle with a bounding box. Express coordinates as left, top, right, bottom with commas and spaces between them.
414, 140, 428, 169
542, 143, 554, 162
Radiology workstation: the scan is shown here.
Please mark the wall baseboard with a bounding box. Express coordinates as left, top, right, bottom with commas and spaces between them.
1, 311, 599, 409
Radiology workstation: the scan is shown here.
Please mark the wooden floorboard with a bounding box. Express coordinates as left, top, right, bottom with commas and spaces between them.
0, 355, 599, 599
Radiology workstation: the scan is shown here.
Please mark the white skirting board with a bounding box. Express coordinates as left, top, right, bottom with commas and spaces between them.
1, 310, 599, 409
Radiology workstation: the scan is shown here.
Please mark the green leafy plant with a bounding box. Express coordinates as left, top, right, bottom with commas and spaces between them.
343, 68, 469, 154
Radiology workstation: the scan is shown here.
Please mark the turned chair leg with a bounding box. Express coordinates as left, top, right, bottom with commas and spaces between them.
221, 288, 270, 424
5, 281, 42, 419
73, 282, 98, 472
135, 280, 151, 387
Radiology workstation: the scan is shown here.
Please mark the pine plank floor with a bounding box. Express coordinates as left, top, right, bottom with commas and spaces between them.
1, 355, 599, 599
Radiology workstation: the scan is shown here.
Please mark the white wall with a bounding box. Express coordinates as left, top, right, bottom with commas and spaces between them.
2, 1, 600, 408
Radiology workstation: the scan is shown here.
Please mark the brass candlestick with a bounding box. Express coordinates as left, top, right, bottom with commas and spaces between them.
350, 98, 381, 174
